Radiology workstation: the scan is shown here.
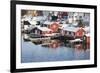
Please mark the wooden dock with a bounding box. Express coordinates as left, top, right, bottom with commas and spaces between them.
29, 37, 51, 42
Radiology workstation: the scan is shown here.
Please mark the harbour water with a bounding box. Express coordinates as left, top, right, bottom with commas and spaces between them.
21, 37, 90, 63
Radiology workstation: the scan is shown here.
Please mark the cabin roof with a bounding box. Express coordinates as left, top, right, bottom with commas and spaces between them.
31, 16, 47, 21
36, 26, 52, 31
63, 27, 84, 32
44, 21, 59, 25
72, 22, 78, 26
83, 27, 90, 32
44, 21, 52, 24
59, 24, 70, 29
29, 20, 37, 25
85, 33, 90, 36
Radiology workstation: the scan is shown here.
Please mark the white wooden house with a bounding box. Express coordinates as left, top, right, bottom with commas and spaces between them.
31, 26, 53, 37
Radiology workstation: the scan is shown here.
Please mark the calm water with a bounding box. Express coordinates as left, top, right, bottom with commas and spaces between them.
21, 38, 90, 63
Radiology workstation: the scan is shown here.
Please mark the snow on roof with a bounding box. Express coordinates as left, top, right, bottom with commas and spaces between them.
44, 21, 59, 25
32, 16, 47, 21
44, 21, 52, 24
83, 27, 90, 32
25, 16, 47, 25
59, 24, 70, 29
29, 20, 37, 25
63, 27, 81, 32
37, 26, 52, 31
22, 15, 32, 21
22, 16, 46, 23
85, 33, 90, 37
62, 24, 70, 27
72, 22, 78, 26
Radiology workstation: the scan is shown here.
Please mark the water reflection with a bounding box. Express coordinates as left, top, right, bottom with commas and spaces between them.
31, 38, 90, 50
21, 36, 90, 63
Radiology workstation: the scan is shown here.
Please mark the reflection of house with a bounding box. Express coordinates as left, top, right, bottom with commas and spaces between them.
42, 40, 61, 48
74, 43, 90, 54
85, 33, 90, 44
31, 26, 53, 36
49, 40, 61, 48
61, 27, 85, 38
74, 44, 86, 56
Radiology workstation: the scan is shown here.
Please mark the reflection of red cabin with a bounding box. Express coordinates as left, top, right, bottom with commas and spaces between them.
74, 44, 83, 50
85, 34, 90, 44
74, 43, 90, 51
62, 27, 85, 38
49, 22, 59, 33
49, 40, 61, 48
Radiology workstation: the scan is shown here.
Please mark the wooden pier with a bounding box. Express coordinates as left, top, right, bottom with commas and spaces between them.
29, 37, 51, 42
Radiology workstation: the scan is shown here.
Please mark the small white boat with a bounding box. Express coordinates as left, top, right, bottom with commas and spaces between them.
69, 39, 82, 43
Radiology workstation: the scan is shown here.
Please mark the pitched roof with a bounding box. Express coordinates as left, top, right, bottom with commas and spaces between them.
59, 24, 70, 29
85, 33, 90, 37
29, 20, 37, 25
63, 27, 83, 32
44, 21, 59, 25
36, 26, 52, 31
83, 27, 90, 32
31, 16, 47, 21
